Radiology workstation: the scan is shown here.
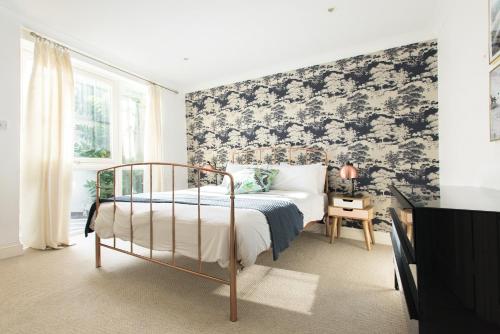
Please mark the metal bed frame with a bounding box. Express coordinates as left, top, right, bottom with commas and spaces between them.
94, 146, 328, 322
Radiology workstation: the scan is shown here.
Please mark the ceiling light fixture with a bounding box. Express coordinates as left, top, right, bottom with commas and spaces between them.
183, 57, 189, 61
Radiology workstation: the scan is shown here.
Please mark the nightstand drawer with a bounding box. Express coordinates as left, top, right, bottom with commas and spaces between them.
333, 196, 370, 209
329, 206, 374, 220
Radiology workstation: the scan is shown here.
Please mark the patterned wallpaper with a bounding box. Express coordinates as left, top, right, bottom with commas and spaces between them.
185, 40, 439, 232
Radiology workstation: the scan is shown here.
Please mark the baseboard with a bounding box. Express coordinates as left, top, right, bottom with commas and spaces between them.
339, 226, 392, 246
0, 242, 24, 260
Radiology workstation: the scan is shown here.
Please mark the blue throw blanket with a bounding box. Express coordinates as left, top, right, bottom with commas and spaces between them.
85, 193, 304, 261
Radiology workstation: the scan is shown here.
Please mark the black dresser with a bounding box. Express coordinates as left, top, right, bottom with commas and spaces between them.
390, 185, 500, 334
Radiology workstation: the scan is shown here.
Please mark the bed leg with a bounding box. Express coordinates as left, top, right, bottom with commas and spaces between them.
230, 273, 237, 322
95, 234, 101, 268
229, 244, 237, 321
228, 189, 237, 322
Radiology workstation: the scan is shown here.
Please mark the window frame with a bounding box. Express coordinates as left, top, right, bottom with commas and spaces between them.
72, 67, 117, 167
71, 56, 148, 171
71, 63, 149, 195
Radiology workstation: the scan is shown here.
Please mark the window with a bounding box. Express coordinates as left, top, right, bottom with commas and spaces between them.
120, 85, 146, 163
21, 37, 150, 234
71, 72, 148, 227
74, 73, 113, 159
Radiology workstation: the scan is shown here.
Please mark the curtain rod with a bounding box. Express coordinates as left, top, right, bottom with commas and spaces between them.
29, 31, 179, 95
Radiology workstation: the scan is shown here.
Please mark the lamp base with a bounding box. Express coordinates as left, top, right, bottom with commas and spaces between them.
351, 178, 357, 198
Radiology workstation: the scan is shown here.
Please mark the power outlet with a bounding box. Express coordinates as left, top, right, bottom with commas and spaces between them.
0, 120, 7, 131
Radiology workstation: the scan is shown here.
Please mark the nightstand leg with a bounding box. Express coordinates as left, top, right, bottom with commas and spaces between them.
325, 215, 329, 237
406, 224, 413, 243
368, 219, 375, 244
362, 220, 372, 251
336, 218, 341, 238
330, 217, 337, 244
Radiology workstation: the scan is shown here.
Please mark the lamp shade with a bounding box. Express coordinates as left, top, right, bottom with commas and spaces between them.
340, 163, 358, 179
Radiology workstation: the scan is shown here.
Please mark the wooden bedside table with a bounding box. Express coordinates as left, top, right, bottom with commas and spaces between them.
328, 195, 375, 251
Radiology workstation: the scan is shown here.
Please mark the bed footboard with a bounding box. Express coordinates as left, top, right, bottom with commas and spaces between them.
94, 162, 237, 321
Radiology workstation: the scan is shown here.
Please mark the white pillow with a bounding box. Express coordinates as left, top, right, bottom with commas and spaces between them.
271, 164, 326, 194
317, 163, 328, 192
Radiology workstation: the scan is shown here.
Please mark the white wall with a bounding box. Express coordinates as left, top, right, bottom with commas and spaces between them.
188, 29, 438, 92
162, 90, 188, 189
438, 0, 500, 190
0, 7, 23, 259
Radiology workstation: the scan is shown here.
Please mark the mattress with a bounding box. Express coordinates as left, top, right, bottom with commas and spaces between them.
94, 185, 326, 267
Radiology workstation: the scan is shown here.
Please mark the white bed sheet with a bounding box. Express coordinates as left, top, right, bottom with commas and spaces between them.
94, 186, 326, 268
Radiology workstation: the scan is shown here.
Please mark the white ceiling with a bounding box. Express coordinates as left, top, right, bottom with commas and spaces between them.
0, 0, 439, 92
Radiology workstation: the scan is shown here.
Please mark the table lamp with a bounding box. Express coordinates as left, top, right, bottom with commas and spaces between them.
340, 162, 358, 197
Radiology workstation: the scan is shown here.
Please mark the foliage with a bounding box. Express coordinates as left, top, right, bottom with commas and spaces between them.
400, 84, 424, 114
216, 113, 227, 128
385, 151, 400, 169
242, 108, 254, 127
384, 97, 399, 115
305, 98, 323, 123
74, 80, 111, 158
349, 92, 369, 118
74, 143, 111, 158
263, 153, 274, 164
297, 109, 307, 123
84, 171, 114, 200
272, 104, 286, 125
263, 113, 273, 125
296, 153, 307, 165
336, 103, 349, 119
336, 152, 350, 166
399, 140, 425, 170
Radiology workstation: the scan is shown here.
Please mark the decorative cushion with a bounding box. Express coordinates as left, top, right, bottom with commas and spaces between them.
222, 163, 259, 186
227, 168, 279, 194
222, 163, 278, 186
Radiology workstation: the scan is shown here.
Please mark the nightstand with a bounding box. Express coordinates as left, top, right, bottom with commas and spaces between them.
328, 194, 375, 250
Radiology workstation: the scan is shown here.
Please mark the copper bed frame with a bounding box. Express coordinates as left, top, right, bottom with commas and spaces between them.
94, 146, 328, 322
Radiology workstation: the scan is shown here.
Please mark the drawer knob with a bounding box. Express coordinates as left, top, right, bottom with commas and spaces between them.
343, 208, 353, 212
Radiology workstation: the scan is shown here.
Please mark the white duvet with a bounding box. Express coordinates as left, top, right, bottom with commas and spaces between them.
94, 186, 326, 268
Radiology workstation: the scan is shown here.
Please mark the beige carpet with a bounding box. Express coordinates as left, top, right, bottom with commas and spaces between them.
0, 230, 408, 334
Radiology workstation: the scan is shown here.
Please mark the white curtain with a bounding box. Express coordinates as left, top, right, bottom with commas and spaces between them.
20, 38, 74, 249
144, 84, 164, 191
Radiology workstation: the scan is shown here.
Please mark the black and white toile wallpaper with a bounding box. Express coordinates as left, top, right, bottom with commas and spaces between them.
185, 40, 439, 232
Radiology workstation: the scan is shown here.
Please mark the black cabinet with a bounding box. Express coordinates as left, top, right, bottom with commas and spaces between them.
390, 185, 500, 334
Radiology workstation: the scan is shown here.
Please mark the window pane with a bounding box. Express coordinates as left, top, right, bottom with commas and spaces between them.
74, 75, 112, 158
122, 169, 144, 195
121, 86, 146, 163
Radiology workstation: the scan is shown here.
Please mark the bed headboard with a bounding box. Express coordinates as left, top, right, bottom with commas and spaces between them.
229, 146, 329, 193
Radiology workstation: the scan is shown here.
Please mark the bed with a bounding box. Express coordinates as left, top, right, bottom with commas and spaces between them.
87, 146, 329, 321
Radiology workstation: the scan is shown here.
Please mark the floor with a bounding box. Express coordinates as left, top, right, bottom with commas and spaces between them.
0, 230, 408, 334
70, 218, 86, 236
